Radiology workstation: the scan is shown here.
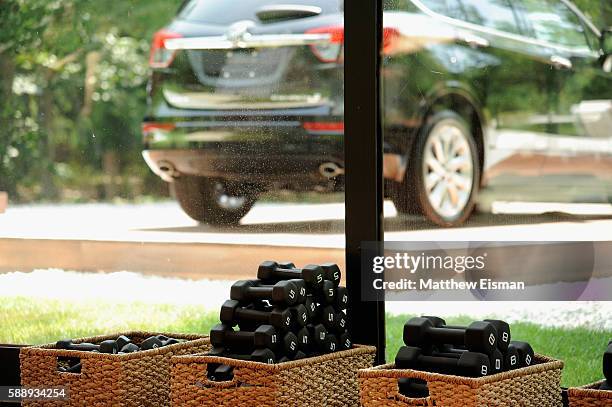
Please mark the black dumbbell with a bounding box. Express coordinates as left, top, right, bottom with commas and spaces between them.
321, 305, 344, 331
421, 316, 446, 327
320, 263, 341, 287
305, 296, 321, 319
404, 317, 498, 356
290, 304, 309, 328
288, 279, 308, 303
396, 346, 490, 377
220, 300, 292, 332
210, 324, 278, 351
307, 323, 328, 349
120, 343, 140, 353
153, 335, 180, 346
58, 362, 82, 374
231, 280, 302, 305
484, 320, 511, 352
141, 336, 164, 350
210, 364, 234, 381
339, 332, 352, 351
509, 341, 534, 368
600, 380, 612, 391
56, 339, 118, 354
296, 327, 311, 352
315, 280, 336, 304
434, 348, 504, 374
258, 261, 325, 288
398, 378, 429, 398
208, 346, 276, 364
504, 345, 521, 370
116, 335, 131, 350
604, 343, 612, 381
321, 333, 339, 353
335, 286, 349, 310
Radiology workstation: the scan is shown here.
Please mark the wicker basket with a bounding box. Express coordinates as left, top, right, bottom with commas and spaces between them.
567, 381, 612, 406
170, 344, 376, 406
20, 331, 210, 406
358, 354, 564, 407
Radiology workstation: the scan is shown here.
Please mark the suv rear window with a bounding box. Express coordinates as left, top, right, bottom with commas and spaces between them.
178, 0, 341, 24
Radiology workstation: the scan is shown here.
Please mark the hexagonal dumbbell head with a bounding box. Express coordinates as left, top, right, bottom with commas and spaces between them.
291, 304, 309, 328
605, 343, 612, 382
116, 335, 131, 350
322, 333, 338, 353
308, 324, 328, 348
504, 345, 520, 370
288, 279, 307, 303
141, 336, 163, 350
320, 263, 341, 287
336, 286, 349, 310
464, 321, 498, 355
251, 348, 276, 364
253, 325, 278, 349
339, 332, 352, 351
317, 280, 336, 304
120, 343, 140, 353
282, 332, 299, 357
305, 296, 321, 319
99, 340, 118, 354
296, 327, 311, 352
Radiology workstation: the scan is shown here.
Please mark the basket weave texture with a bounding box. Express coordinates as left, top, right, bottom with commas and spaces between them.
170, 344, 376, 406
20, 331, 210, 406
358, 354, 564, 407
567, 381, 612, 406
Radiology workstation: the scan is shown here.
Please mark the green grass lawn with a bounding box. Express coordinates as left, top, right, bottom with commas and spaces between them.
1, 297, 609, 387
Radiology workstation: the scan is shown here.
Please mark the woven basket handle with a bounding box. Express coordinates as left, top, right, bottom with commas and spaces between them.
388, 378, 434, 406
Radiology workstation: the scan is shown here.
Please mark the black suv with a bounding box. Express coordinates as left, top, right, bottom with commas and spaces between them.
142, 0, 612, 226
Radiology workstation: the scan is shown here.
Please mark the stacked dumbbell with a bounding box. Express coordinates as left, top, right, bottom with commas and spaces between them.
599, 341, 612, 391
55, 335, 182, 372
207, 261, 351, 381
395, 316, 535, 398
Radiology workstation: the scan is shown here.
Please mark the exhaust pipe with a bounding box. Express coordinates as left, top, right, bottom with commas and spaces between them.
319, 162, 345, 179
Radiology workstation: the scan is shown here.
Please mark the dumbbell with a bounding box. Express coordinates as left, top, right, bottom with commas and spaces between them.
396, 346, 490, 377
398, 378, 429, 398
484, 320, 511, 352
296, 327, 311, 352
257, 261, 325, 288
305, 296, 321, 319
315, 280, 336, 304
504, 345, 521, 370
307, 323, 328, 350
210, 324, 278, 351
320, 263, 342, 287
220, 300, 292, 332
278, 351, 308, 363
404, 317, 498, 356
321, 333, 339, 353
434, 348, 504, 374
210, 364, 235, 381
323, 308, 347, 334
58, 362, 82, 374
56, 339, 118, 354
335, 286, 349, 310
600, 380, 611, 391
339, 332, 352, 351
231, 280, 302, 305
290, 304, 309, 328
604, 343, 612, 381
208, 346, 276, 364
508, 341, 534, 368
116, 335, 131, 350
120, 343, 140, 353
288, 279, 308, 303
141, 336, 164, 350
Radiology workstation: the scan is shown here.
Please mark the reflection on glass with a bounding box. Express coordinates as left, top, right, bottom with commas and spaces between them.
382, 0, 612, 231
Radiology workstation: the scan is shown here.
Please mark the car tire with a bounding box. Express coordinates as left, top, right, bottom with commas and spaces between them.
173, 176, 257, 225
406, 111, 480, 227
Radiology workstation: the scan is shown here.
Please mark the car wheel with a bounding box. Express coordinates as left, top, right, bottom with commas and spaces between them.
409, 111, 480, 227
173, 176, 257, 225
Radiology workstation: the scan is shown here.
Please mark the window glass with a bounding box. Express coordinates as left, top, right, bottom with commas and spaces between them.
519, 0, 589, 47
455, 0, 522, 34
419, 0, 465, 19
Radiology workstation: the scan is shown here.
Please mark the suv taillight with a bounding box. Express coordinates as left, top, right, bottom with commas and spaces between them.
307, 26, 344, 63
149, 29, 182, 68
